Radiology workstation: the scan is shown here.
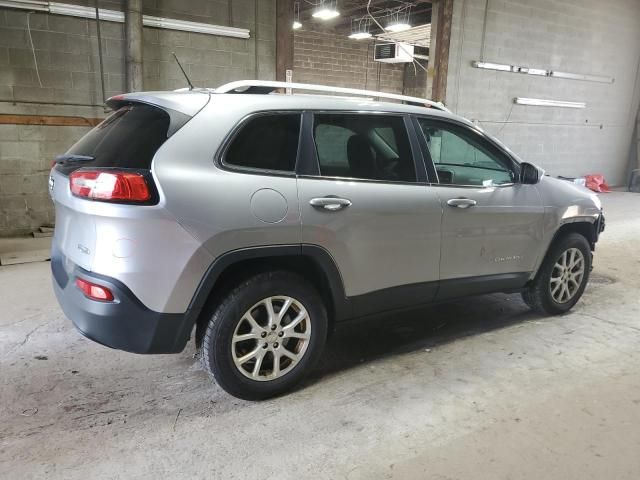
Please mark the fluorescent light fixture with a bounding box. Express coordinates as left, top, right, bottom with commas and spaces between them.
550, 71, 614, 83
385, 22, 411, 32
513, 66, 547, 76
0, 0, 47, 12
472, 61, 512, 72
293, 20, 302, 29
144, 15, 249, 38
472, 61, 614, 84
349, 31, 372, 40
0, 0, 250, 38
49, 2, 124, 22
515, 97, 586, 109
312, 8, 340, 20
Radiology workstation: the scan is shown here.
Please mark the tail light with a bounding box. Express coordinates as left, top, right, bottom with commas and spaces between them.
75, 278, 114, 302
70, 170, 151, 203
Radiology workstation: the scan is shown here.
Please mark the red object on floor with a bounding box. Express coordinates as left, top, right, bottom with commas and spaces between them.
584, 174, 610, 193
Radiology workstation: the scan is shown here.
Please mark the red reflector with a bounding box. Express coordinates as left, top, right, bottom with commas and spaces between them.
75, 278, 114, 302
70, 170, 151, 203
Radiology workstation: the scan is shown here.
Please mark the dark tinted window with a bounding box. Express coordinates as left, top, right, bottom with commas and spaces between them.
225, 114, 301, 172
60, 104, 173, 175
313, 114, 416, 182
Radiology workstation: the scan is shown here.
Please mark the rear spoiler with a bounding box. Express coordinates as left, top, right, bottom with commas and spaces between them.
106, 90, 210, 117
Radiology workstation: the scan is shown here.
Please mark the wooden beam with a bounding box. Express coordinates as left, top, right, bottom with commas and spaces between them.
0, 114, 102, 127
276, 0, 294, 82
431, 0, 453, 103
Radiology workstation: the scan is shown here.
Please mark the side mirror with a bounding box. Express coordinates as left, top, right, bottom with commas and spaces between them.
520, 162, 540, 184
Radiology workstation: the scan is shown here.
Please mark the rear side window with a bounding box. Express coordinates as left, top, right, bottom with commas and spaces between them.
224, 114, 301, 172
313, 114, 416, 182
59, 104, 176, 175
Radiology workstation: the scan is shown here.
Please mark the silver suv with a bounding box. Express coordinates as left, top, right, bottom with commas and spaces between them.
50, 81, 605, 399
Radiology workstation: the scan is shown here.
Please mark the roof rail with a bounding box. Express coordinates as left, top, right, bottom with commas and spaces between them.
212, 80, 451, 112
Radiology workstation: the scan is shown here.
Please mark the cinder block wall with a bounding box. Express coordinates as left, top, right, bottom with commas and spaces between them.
293, 28, 405, 93
446, 0, 640, 185
0, 0, 276, 236
402, 63, 429, 99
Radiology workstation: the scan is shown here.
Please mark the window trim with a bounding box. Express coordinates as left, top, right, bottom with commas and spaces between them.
412, 115, 522, 188
215, 110, 304, 177
301, 110, 428, 185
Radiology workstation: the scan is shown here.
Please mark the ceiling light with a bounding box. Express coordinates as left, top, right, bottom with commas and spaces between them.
292, 2, 302, 30
313, 7, 340, 20
349, 31, 372, 40
349, 16, 371, 40
384, 5, 412, 33
385, 22, 411, 32
312, 1, 339, 20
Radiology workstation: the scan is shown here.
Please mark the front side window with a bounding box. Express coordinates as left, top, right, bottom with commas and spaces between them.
225, 114, 301, 172
313, 114, 416, 182
417, 119, 516, 186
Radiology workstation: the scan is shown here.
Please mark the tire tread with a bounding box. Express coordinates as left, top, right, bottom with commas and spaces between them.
522, 232, 591, 315
202, 271, 327, 400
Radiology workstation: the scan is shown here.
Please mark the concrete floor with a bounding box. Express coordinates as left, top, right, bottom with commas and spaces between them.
1, 192, 639, 480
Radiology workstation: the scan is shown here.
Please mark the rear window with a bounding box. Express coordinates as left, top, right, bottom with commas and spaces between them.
56, 104, 182, 175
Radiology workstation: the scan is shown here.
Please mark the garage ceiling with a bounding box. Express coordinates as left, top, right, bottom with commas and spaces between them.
298, 0, 432, 36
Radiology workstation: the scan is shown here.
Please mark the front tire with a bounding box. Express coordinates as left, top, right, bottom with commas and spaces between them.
522, 233, 591, 315
202, 271, 328, 400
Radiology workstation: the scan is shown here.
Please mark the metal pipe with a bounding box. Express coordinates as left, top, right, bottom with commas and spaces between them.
125, 0, 143, 92
95, 0, 107, 104
254, 0, 259, 79
479, 0, 489, 61
636, 113, 640, 170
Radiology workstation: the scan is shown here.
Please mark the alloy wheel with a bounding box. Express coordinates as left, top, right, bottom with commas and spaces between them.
549, 247, 585, 304
231, 296, 311, 381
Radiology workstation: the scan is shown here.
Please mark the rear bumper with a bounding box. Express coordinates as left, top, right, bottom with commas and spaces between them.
51, 245, 192, 354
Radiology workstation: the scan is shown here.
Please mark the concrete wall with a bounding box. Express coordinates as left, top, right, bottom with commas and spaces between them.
0, 0, 275, 236
446, 0, 640, 185
293, 28, 405, 93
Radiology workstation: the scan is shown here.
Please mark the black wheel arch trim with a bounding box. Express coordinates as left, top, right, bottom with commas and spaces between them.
187, 244, 353, 328
187, 245, 538, 338
531, 215, 604, 280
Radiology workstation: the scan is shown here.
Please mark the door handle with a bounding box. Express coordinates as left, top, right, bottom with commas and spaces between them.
309, 197, 352, 211
447, 198, 477, 209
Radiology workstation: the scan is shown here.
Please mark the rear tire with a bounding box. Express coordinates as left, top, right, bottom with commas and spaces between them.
202, 271, 327, 400
522, 233, 591, 315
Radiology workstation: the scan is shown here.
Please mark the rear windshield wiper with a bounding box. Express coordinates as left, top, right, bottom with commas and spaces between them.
55, 154, 95, 165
